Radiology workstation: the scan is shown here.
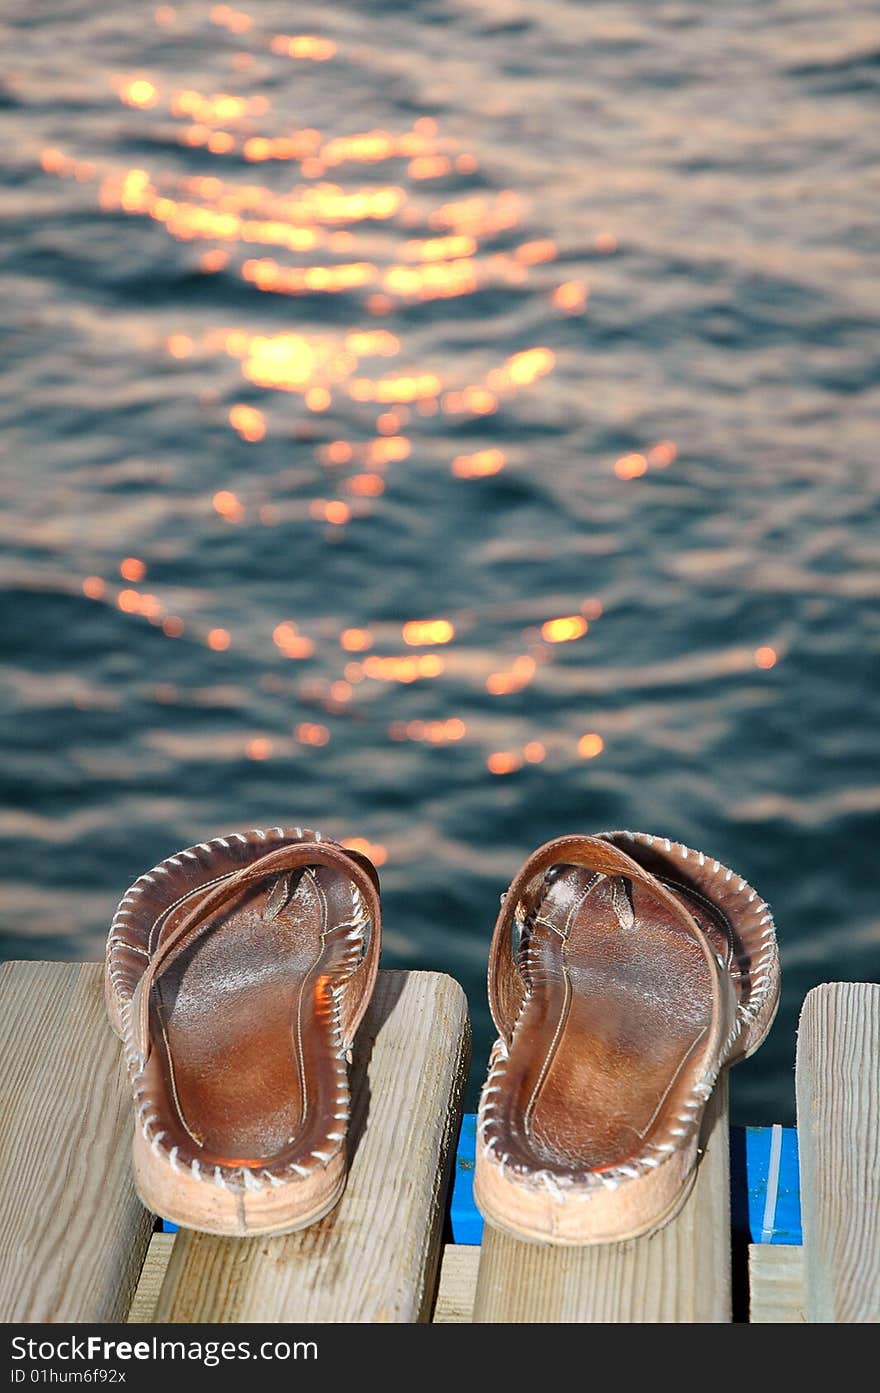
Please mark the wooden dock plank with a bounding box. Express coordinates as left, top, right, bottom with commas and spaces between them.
129, 1235, 482, 1325
796, 982, 880, 1322
472, 1075, 731, 1322
433, 1245, 479, 1323
748, 1245, 805, 1322
0, 961, 152, 1322
127, 1233, 175, 1323
155, 970, 470, 1323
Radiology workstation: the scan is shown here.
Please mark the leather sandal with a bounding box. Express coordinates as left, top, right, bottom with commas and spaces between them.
474, 831, 780, 1245
105, 827, 381, 1236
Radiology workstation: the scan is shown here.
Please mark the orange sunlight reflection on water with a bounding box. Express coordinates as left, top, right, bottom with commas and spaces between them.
36, 5, 784, 850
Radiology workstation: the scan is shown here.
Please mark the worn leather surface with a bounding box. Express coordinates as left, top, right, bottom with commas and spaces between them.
598, 832, 760, 1005
486, 835, 733, 1175
133, 839, 381, 1061
114, 831, 381, 1170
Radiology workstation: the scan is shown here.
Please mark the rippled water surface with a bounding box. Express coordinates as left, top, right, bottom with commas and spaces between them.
2, 1, 879, 1120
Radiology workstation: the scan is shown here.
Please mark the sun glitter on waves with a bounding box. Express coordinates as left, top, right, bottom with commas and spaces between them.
342, 837, 388, 867
401, 619, 455, 647
541, 616, 588, 644
44, 16, 629, 777
577, 733, 604, 759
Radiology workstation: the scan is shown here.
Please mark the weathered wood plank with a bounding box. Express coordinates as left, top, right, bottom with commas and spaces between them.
129, 1236, 481, 1325
473, 1074, 731, 1322
0, 961, 152, 1322
796, 982, 880, 1322
433, 1244, 479, 1323
155, 970, 470, 1322
127, 1233, 176, 1323
748, 1244, 805, 1322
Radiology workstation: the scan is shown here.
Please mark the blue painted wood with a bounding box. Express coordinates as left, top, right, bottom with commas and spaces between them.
449, 1113, 480, 1245
448, 1116, 802, 1246
744, 1125, 802, 1244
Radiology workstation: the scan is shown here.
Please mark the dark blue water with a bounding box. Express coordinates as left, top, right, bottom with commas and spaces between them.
2, 1, 878, 1122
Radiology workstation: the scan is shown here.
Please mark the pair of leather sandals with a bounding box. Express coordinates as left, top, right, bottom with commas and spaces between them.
106, 827, 779, 1245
